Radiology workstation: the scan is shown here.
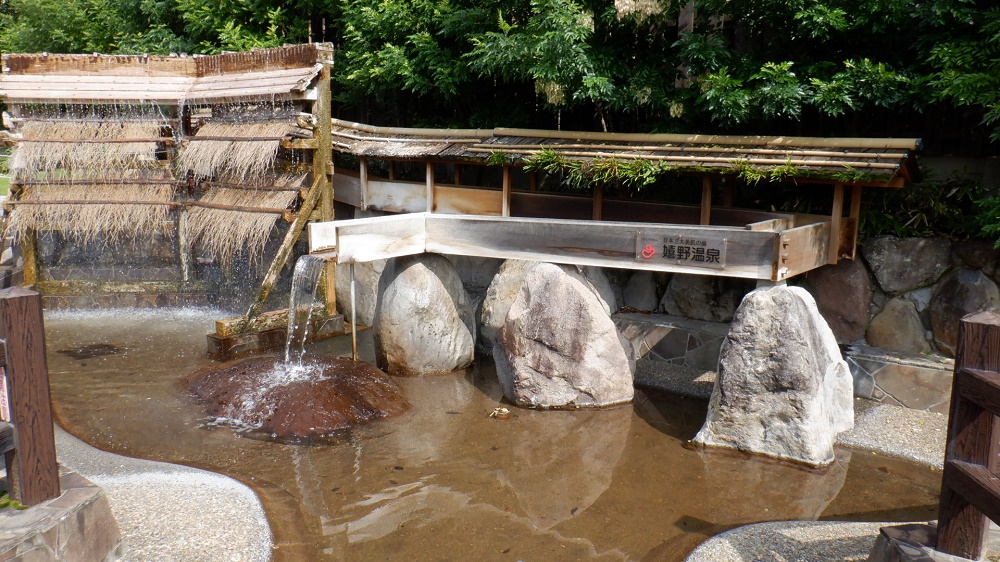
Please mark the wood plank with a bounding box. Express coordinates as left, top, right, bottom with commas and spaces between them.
433, 186, 502, 216
308, 213, 427, 262
943, 459, 1000, 534
746, 218, 789, 232
424, 214, 776, 279
0, 287, 60, 505
366, 179, 425, 213
510, 192, 592, 220
776, 221, 832, 280
958, 368, 1000, 419
332, 171, 362, 207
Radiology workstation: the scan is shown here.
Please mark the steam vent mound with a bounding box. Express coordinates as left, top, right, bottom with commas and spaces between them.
185, 357, 410, 441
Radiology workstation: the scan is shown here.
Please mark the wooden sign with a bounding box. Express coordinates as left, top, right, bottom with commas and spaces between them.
636, 233, 727, 269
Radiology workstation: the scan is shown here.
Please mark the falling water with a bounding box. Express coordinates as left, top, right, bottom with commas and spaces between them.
284, 254, 326, 366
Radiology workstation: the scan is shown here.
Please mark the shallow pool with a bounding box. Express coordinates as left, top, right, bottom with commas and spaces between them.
44, 308, 940, 561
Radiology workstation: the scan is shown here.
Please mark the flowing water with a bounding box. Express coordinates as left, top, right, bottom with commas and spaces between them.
44, 308, 941, 561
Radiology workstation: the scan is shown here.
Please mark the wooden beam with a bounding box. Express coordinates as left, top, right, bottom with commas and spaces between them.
502, 166, 511, 217
0, 287, 59, 506
426, 161, 434, 212
827, 183, 844, 265
701, 177, 712, 225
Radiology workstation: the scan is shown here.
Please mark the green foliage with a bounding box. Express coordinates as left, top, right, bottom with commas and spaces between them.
0, 490, 26, 510
731, 158, 799, 184
523, 147, 667, 190
861, 173, 993, 240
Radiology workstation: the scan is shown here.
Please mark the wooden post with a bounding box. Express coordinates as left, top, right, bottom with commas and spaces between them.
700, 177, 712, 225
453, 164, 462, 187
827, 183, 844, 265
388, 160, 395, 181
502, 166, 511, 217
359, 158, 369, 210
937, 311, 1000, 558
426, 162, 434, 212
529, 170, 538, 192
177, 209, 192, 284
311, 50, 336, 315
21, 231, 38, 286
0, 287, 59, 505
723, 181, 734, 207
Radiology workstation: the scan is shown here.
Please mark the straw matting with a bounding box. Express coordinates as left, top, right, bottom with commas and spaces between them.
177, 120, 293, 182
185, 174, 305, 265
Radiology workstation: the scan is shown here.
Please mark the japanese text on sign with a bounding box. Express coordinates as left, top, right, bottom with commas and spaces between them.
635, 233, 727, 269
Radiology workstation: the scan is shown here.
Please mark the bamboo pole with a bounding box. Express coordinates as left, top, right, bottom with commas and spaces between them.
350, 262, 357, 361
238, 173, 325, 333
471, 143, 908, 160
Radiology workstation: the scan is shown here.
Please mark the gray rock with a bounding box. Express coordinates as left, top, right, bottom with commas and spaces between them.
953, 239, 1000, 278
929, 269, 1000, 356
374, 254, 476, 376
804, 258, 873, 343
494, 263, 635, 408
659, 274, 749, 323
580, 266, 617, 314
444, 255, 503, 291
479, 260, 539, 352
622, 270, 659, 311
335, 259, 386, 326
904, 287, 934, 313
866, 298, 931, 355
861, 236, 952, 296
693, 285, 854, 467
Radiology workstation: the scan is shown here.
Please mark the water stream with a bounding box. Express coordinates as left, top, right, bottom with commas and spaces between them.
44, 308, 942, 561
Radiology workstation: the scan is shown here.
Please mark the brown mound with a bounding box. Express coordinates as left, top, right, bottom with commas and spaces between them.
184, 356, 409, 441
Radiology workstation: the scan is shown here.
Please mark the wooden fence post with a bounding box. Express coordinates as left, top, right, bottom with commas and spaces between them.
936, 310, 1000, 558
0, 287, 60, 506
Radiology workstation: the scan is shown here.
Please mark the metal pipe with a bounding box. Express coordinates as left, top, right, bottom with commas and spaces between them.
350, 261, 357, 361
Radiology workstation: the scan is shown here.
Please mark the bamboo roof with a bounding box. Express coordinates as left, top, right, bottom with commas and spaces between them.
0, 44, 330, 104
330, 118, 920, 187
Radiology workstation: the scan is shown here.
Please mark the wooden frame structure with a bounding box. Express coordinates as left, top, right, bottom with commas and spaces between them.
317, 120, 918, 281
0, 45, 341, 348
936, 311, 1000, 559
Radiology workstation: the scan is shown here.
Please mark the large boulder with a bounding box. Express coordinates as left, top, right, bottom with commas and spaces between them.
866, 298, 931, 355
929, 269, 1000, 356
479, 260, 539, 352
622, 270, 659, 311
494, 263, 635, 408
335, 259, 386, 326
580, 266, 617, 314
374, 254, 476, 376
659, 274, 749, 323
693, 285, 854, 467
953, 240, 1000, 280
804, 258, 873, 343
861, 236, 952, 296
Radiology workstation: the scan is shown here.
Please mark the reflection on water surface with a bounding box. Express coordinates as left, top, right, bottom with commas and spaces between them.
44, 308, 940, 561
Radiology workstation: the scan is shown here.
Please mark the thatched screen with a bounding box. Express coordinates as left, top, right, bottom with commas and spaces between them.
185, 173, 306, 265
178, 119, 296, 182
5, 111, 176, 244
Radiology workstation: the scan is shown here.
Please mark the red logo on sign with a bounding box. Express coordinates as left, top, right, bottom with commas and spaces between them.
641, 243, 656, 259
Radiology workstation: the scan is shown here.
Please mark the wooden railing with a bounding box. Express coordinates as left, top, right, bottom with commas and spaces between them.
937, 310, 1000, 558
0, 287, 59, 506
